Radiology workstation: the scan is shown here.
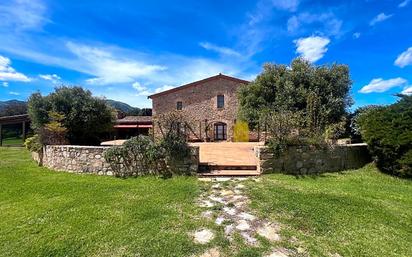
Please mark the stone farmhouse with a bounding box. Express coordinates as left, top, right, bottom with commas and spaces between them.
148, 73, 250, 142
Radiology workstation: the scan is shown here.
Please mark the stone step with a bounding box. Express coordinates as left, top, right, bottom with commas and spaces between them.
199, 164, 257, 171
198, 170, 260, 176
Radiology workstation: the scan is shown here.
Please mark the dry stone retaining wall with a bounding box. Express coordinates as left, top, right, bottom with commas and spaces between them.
255, 144, 371, 175
40, 145, 200, 176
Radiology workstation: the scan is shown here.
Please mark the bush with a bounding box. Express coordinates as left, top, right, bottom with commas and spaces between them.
24, 135, 43, 153
233, 121, 249, 142
358, 95, 412, 177
104, 135, 193, 178
104, 136, 166, 177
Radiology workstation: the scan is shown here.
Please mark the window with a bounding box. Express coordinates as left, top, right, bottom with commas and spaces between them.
176, 101, 182, 110
217, 95, 224, 108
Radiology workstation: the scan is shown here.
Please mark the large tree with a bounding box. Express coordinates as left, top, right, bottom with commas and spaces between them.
238, 58, 353, 135
28, 87, 116, 145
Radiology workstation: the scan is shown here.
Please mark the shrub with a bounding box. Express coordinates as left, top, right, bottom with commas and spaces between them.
358, 95, 412, 177
104, 134, 193, 178
24, 134, 43, 153
233, 121, 249, 142
104, 136, 166, 177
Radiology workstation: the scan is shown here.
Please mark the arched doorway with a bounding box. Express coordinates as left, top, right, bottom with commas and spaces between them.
214, 122, 227, 141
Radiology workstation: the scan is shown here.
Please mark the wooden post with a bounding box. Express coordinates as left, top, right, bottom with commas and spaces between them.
22, 121, 26, 142
0, 124, 2, 147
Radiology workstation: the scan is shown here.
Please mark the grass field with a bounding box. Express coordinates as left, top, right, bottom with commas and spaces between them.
246, 165, 412, 257
1, 147, 411, 257
1, 137, 23, 146
0, 148, 210, 257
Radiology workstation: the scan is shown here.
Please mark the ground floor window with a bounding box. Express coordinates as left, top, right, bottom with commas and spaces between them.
214, 122, 227, 140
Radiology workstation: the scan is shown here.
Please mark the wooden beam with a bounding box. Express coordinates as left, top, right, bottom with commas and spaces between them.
22, 121, 26, 142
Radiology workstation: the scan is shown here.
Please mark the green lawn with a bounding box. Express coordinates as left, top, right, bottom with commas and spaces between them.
0, 148, 210, 257
246, 165, 412, 257
1, 148, 411, 257
1, 137, 23, 146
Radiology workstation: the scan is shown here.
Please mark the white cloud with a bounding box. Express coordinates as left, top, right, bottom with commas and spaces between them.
272, 0, 300, 11
370, 13, 393, 26
0, 55, 31, 82
399, 0, 411, 8
401, 86, 412, 95
394, 47, 412, 68
132, 81, 175, 96
353, 32, 361, 39
359, 77, 407, 93
199, 42, 241, 57
66, 42, 167, 85
287, 12, 342, 37
0, 0, 49, 31
9, 91, 20, 95
294, 36, 330, 62
39, 74, 61, 84
2, 82, 8, 87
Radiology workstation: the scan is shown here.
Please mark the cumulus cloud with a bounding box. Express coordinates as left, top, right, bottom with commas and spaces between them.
66, 42, 167, 85
2, 82, 8, 87
294, 36, 330, 62
401, 86, 412, 95
394, 47, 412, 68
0, 55, 31, 82
399, 0, 411, 8
359, 77, 407, 93
199, 42, 241, 57
39, 74, 61, 84
370, 13, 393, 26
353, 32, 361, 39
9, 91, 20, 95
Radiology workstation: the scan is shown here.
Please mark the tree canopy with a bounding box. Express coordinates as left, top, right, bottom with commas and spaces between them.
28, 86, 116, 145
238, 58, 353, 135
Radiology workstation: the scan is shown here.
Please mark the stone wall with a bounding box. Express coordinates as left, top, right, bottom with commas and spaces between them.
42, 145, 113, 175
40, 145, 200, 176
255, 143, 371, 175
151, 75, 248, 141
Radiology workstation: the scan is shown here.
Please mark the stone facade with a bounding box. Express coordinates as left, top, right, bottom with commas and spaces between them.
39, 145, 200, 176
149, 74, 249, 141
255, 143, 371, 175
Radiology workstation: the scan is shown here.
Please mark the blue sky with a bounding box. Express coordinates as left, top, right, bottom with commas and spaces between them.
0, 0, 411, 108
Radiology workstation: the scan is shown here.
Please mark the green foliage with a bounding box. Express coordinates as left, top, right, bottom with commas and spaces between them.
238, 58, 352, 134
28, 87, 116, 145
233, 120, 249, 142
358, 95, 412, 177
0, 100, 27, 117
104, 136, 166, 177
24, 134, 42, 153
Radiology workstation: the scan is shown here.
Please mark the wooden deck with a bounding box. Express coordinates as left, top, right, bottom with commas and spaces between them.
190, 142, 262, 176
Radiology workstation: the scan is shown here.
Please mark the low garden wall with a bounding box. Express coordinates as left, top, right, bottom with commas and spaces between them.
40, 145, 200, 176
255, 143, 371, 175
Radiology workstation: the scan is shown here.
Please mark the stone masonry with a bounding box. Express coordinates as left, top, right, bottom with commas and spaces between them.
255, 144, 371, 175
40, 145, 200, 176
149, 74, 249, 141
42, 145, 113, 175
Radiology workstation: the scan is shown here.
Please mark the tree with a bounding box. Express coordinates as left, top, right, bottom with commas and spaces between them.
0, 101, 27, 116
28, 87, 116, 145
238, 58, 353, 137
357, 95, 412, 177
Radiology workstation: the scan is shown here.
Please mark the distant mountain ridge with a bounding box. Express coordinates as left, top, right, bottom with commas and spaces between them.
0, 99, 150, 117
